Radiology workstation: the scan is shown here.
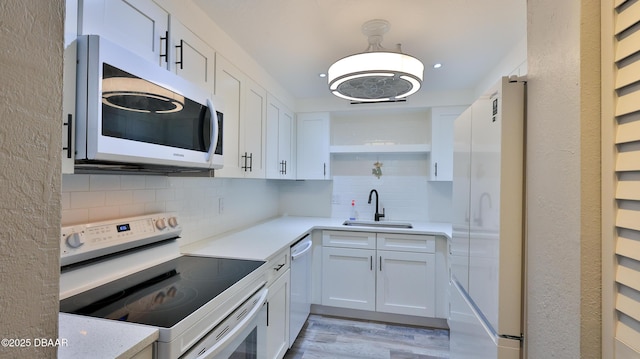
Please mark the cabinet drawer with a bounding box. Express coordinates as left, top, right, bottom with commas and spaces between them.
377, 233, 436, 253
266, 249, 289, 285
322, 230, 376, 249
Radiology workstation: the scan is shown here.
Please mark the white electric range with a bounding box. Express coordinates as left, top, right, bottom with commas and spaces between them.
59, 213, 268, 359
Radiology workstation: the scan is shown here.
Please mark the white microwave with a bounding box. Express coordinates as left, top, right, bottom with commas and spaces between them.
75, 35, 223, 171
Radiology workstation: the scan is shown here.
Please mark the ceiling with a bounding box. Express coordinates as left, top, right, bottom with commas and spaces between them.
192, 0, 527, 101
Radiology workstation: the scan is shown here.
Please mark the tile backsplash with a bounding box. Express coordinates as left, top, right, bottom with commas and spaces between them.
329, 153, 451, 223
61, 174, 280, 246
61, 156, 451, 247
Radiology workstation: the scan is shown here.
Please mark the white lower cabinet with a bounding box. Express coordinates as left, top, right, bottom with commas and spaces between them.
321, 231, 437, 317
376, 250, 435, 317
322, 247, 376, 311
265, 251, 290, 359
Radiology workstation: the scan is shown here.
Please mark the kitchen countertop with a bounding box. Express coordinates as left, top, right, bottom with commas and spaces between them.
58, 216, 450, 358
181, 216, 452, 261
58, 313, 158, 359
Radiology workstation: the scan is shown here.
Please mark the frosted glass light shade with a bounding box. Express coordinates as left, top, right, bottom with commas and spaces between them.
328, 51, 424, 102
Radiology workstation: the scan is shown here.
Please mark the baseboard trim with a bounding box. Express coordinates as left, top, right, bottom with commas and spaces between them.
310, 304, 449, 330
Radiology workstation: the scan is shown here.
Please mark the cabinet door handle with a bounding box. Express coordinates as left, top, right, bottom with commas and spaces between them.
379, 256, 382, 271
241, 152, 248, 171
274, 263, 285, 271
323, 162, 326, 177
370, 256, 373, 271
63, 114, 73, 159
160, 30, 168, 63
248, 153, 253, 172
280, 160, 285, 174
266, 302, 269, 326
175, 39, 183, 69
434, 162, 438, 177
284, 160, 287, 175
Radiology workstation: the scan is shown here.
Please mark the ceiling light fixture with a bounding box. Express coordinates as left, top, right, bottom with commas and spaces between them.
327, 19, 424, 102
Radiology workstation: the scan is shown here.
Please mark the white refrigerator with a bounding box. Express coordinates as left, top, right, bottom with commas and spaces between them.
449, 77, 525, 359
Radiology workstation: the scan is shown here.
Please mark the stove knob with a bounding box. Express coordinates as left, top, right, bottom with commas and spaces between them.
168, 217, 178, 228
66, 232, 84, 249
155, 218, 167, 230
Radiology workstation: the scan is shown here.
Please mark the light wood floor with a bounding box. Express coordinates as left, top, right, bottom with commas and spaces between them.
283, 314, 450, 359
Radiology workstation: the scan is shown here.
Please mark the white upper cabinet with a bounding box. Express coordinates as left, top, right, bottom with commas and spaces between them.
296, 112, 331, 180
169, 18, 215, 91
429, 106, 466, 181
266, 95, 295, 179
214, 54, 243, 177
79, 0, 170, 68
79, 1, 214, 91
241, 78, 267, 178
214, 54, 266, 178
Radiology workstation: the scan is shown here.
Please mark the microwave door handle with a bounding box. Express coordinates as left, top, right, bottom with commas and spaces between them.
205, 99, 218, 162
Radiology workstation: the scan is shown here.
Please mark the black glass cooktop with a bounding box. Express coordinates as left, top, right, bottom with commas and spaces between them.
60, 256, 264, 328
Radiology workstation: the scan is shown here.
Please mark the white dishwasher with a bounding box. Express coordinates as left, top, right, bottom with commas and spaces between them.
289, 234, 312, 346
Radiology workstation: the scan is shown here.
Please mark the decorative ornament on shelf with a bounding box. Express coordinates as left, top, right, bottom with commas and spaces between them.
372, 161, 383, 178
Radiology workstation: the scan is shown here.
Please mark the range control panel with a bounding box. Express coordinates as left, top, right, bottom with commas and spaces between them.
60, 213, 182, 267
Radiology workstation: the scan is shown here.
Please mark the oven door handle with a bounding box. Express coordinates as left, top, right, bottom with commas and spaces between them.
205, 98, 219, 163
186, 287, 268, 359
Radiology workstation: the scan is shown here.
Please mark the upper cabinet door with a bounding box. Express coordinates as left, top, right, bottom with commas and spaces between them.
214, 54, 243, 178
79, 0, 170, 68
170, 18, 215, 92
429, 106, 466, 181
214, 55, 266, 179
296, 112, 330, 180
278, 110, 295, 179
241, 78, 267, 178
266, 95, 295, 179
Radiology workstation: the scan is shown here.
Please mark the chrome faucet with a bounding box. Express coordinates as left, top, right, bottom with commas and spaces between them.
368, 189, 385, 222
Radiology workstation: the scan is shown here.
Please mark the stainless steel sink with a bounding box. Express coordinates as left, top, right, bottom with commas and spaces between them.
342, 220, 413, 229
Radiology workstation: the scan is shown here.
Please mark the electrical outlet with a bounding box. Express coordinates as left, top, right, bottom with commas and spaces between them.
218, 197, 224, 214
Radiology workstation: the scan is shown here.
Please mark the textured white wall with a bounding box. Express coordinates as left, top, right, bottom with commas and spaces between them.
526, 0, 601, 357
0, 1, 63, 357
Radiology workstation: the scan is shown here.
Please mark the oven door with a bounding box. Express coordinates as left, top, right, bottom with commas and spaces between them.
76, 35, 222, 169
182, 287, 268, 359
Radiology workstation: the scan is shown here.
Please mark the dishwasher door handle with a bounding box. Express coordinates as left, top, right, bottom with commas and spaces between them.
291, 240, 312, 261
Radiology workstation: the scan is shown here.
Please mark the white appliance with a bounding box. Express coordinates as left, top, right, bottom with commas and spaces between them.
75, 35, 224, 171
289, 234, 312, 345
59, 213, 267, 359
449, 76, 525, 359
